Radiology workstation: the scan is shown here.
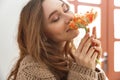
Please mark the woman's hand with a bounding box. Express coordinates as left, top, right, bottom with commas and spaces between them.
91, 27, 102, 62
73, 27, 102, 70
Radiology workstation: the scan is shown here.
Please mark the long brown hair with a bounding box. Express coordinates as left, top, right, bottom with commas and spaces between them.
7, 0, 75, 80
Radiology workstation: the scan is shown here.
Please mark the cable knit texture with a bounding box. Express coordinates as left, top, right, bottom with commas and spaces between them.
16, 55, 108, 80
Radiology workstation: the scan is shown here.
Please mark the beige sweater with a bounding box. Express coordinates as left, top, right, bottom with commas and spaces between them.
16, 55, 107, 80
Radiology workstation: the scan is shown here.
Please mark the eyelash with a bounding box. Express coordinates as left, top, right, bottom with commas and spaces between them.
52, 4, 69, 23
52, 17, 59, 22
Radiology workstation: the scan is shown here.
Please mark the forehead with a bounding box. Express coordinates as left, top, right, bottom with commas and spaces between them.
42, 0, 63, 18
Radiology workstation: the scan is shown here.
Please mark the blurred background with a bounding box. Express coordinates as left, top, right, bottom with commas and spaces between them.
0, 0, 120, 80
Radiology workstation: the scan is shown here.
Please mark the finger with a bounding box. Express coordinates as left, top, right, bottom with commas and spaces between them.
86, 47, 95, 58
91, 52, 98, 62
80, 37, 92, 56
92, 26, 96, 38
78, 33, 90, 52
91, 38, 101, 47
94, 46, 102, 59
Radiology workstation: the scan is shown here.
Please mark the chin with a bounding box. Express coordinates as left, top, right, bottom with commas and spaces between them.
69, 30, 79, 40
73, 31, 79, 38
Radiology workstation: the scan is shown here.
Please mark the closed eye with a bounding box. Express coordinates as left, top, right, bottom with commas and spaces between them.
50, 3, 70, 23
51, 15, 60, 22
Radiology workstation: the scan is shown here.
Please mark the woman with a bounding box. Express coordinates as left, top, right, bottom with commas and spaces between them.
7, 0, 108, 80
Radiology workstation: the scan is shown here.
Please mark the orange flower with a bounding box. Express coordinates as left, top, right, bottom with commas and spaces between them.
86, 10, 97, 23
86, 13, 93, 23
69, 9, 97, 33
69, 21, 78, 29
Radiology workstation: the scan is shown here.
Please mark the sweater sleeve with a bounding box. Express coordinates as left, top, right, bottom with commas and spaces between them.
16, 63, 57, 80
16, 55, 108, 80
96, 68, 109, 80
67, 62, 108, 80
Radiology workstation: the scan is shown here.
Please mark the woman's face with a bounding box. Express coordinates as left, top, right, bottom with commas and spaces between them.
42, 0, 79, 42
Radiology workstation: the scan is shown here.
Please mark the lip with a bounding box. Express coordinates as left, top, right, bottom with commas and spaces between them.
66, 28, 72, 32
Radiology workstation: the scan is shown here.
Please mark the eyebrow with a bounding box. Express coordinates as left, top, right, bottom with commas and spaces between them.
48, 2, 65, 20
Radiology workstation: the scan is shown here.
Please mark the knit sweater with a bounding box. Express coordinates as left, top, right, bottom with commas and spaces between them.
16, 55, 107, 80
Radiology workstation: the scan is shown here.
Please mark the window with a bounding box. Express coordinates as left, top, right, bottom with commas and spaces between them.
78, 0, 101, 4
114, 1, 120, 72
68, 0, 120, 80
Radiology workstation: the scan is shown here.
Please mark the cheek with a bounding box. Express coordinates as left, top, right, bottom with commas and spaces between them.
45, 24, 65, 39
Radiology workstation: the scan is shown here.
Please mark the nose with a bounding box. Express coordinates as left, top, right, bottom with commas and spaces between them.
64, 12, 74, 24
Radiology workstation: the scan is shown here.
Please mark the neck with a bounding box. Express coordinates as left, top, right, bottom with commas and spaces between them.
57, 41, 66, 52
